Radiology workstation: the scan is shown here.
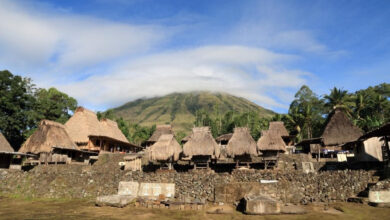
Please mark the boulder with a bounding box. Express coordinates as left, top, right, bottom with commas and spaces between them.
138, 183, 175, 199
244, 195, 281, 215
96, 195, 136, 208
118, 181, 139, 196
368, 190, 390, 207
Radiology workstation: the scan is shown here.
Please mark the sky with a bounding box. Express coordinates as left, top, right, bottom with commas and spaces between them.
1, 0, 389, 113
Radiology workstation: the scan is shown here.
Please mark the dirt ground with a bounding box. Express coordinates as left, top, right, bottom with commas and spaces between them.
0, 197, 389, 220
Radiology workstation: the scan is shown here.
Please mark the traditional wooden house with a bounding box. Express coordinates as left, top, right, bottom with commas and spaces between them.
145, 125, 174, 147
348, 123, 390, 163
0, 132, 15, 168
297, 109, 363, 158
65, 107, 141, 153
148, 134, 182, 170
19, 120, 93, 164
216, 133, 233, 145
183, 127, 220, 168
226, 127, 257, 167
257, 130, 286, 169
123, 154, 143, 171
269, 121, 295, 153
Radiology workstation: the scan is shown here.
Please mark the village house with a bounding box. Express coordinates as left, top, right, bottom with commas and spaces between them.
257, 130, 286, 169
183, 127, 220, 169
144, 124, 174, 147
225, 127, 257, 167
268, 121, 295, 154
18, 120, 93, 164
297, 109, 363, 159
148, 134, 182, 170
0, 133, 15, 169
65, 107, 140, 153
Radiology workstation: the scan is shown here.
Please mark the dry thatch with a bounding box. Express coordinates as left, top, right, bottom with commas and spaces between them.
321, 109, 363, 146
19, 120, 78, 154
257, 130, 286, 152
148, 134, 182, 161
0, 133, 14, 153
226, 127, 257, 157
183, 127, 220, 157
269, 121, 289, 137
216, 133, 233, 143
148, 125, 173, 143
99, 118, 129, 143
65, 107, 102, 144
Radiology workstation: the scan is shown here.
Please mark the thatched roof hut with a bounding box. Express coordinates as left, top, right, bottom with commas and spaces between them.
149, 134, 182, 162
226, 128, 257, 157
183, 127, 220, 157
257, 130, 286, 152
65, 107, 103, 144
0, 133, 14, 153
269, 122, 289, 137
147, 125, 173, 144
19, 120, 78, 154
216, 133, 233, 144
99, 118, 129, 143
320, 109, 363, 146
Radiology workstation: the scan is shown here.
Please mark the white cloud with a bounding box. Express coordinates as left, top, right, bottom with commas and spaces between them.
60, 45, 309, 110
0, 0, 165, 71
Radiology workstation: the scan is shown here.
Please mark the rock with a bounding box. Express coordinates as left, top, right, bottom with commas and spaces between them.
95, 195, 136, 208
118, 181, 139, 196
244, 195, 281, 215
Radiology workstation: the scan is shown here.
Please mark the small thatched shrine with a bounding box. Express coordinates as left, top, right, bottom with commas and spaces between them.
183, 127, 220, 168
65, 107, 141, 153
216, 133, 233, 145
226, 128, 257, 166
145, 124, 174, 147
19, 120, 93, 164
148, 134, 182, 169
269, 121, 295, 153
0, 132, 15, 168
257, 130, 286, 169
298, 109, 363, 158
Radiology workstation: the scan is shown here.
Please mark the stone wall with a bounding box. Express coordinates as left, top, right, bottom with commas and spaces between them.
0, 154, 379, 204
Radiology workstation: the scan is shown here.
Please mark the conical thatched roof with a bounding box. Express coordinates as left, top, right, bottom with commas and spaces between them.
148, 134, 182, 161
321, 109, 363, 146
65, 107, 102, 144
99, 118, 129, 143
269, 121, 289, 137
226, 127, 257, 157
183, 127, 220, 157
0, 133, 14, 153
19, 120, 78, 154
148, 125, 173, 142
257, 130, 286, 152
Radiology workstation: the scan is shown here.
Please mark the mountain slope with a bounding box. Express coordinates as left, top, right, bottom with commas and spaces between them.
111, 91, 275, 133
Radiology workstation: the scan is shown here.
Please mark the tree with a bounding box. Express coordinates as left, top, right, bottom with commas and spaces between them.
34, 87, 77, 124
323, 87, 354, 114
0, 70, 36, 148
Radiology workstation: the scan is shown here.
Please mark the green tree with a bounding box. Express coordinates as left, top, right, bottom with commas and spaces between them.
323, 87, 354, 114
0, 70, 36, 148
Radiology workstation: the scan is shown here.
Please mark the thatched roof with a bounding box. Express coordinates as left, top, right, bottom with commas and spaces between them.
65, 107, 130, 144
99, 118, 129, 143
147, 125, 173, 143
0, 133, 14, 153
216, 133, 233, 143
226, 127, 257, 157
19, 120, 78, 154
360, 122, 390, 140
183, 127, 220, 157
257, 130, 286, 152
181, 135, 191, 144
148, 134, 182, 161
321, 109, 363, 146
65, 107, 102, 144
269, 121, 289, 137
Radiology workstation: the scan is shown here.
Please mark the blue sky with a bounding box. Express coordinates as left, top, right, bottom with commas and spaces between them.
0, 0, 389, 113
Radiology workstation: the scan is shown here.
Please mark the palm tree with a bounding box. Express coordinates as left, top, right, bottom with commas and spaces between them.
324, 87, 355, 114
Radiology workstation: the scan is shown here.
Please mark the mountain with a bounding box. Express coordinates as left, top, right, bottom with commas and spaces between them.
111, 91, 275, 133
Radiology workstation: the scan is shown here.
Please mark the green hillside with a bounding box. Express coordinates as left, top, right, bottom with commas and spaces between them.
111, 91, 275, 133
